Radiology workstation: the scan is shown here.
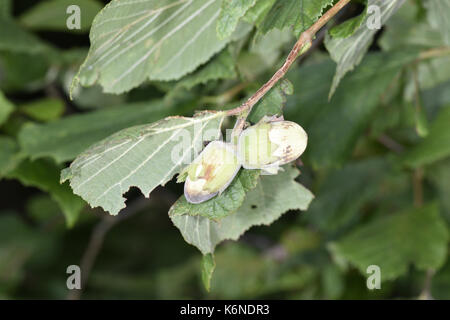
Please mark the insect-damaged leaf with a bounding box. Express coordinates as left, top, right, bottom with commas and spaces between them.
61, 111, 226, 215
18, 100, 178, 163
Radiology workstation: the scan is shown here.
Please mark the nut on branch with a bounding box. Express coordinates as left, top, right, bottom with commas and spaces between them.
182, 141, 241, 204
237, 117, 308, 174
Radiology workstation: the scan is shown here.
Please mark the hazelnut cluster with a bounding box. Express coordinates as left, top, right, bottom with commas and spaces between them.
183, 117, 308, 204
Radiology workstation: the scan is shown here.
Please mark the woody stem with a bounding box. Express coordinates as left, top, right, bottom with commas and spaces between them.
226, 0, 351, 118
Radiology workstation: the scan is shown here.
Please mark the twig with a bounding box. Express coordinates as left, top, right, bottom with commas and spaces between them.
241, 234, 288, 261
411, 166, 435, 300
297, 25, 329, 63
417, 46, 450, 61
226, 0, 351, 119
66, 197, 150, 300
411, 160, 434, 299
376, 134, 404, 153
201, 82, 249, 105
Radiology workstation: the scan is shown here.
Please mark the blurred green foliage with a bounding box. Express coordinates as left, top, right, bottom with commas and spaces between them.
0, 0, 450, 300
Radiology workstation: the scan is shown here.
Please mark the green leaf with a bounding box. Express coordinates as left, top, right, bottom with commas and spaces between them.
0, 214, 55, 293
428, 160, 450, 220
19, 98, 65, 122
259, 0, 333, 36
286, 49, 419, 169
0, 136, 20, 178
414, 102, 429, 137
209, 244, 277, 298
329, 11, 366, 39
170, 169, 260, 220
217, 0, 257, 40
0, 90, 14, 126
248, 79, 292, 123
201, 253, 215, 292
237, 28, 292, 80
0, 0, 11, 19
306, 158, 389, 232
18, 100, 179, 163
330, 203, 449, 281
280, 226, 321, 254
403, 56, 450, 104
243, 0, 276, 25
172, 49, 237, 90
325, 0, 406, 98
0, 18, 50, 54
425, 0, 450, 45
68, 83, 126, 110
7, 159, 85, 227
19, 0, 103, 33
62, 111, 226, 215
431, 259, 450, 299
170, 166, 314, 254
0, 52, 50, 92
403, 106, 450, 168
379, 3, 444, 50
74, 0, 230, 94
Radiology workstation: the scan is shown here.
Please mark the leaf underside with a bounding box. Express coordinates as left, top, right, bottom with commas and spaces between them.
74, 0, 230, 94
62, 111, 226, 215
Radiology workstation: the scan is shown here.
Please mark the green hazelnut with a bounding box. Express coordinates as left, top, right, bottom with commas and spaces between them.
237, 119, 307, 172
183, 141, 241, 204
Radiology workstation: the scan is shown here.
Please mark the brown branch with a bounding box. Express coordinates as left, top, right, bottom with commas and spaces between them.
226, 0, 351, 117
